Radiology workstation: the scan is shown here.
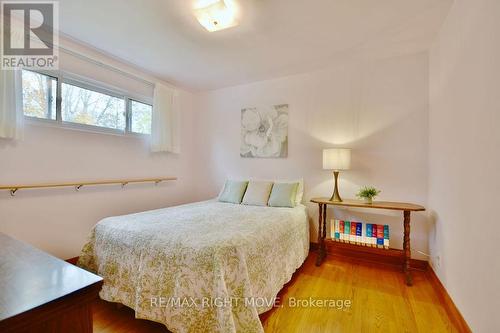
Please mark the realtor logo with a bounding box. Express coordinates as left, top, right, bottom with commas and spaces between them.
1, 1, 59, 69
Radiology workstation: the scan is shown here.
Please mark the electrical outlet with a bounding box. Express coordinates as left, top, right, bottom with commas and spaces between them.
435, 255, 441, 269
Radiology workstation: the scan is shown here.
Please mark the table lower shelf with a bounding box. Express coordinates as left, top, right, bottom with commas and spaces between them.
321, 239, 409, 268
326, 238, 391, 250
325, 238, 404, 256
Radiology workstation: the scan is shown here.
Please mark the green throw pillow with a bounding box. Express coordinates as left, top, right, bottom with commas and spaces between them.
218, 180, 249, 204
268, 182, 299, 208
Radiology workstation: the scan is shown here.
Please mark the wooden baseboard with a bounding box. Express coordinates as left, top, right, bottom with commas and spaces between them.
66, 256, 79, 265
310, 242, 428, 271
427, 266, 472, 333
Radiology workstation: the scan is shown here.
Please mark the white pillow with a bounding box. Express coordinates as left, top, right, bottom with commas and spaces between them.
242, 181, 274, 206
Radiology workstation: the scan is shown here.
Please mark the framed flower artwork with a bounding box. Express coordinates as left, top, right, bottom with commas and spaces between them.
240, 104, 288, 158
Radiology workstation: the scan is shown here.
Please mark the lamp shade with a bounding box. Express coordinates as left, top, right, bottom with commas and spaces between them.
322, 148, 351, 170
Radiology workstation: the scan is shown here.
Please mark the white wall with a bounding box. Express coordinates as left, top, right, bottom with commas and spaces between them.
429, 0, 500, 331
194, 52, 430, 258
0, 38, 197, 259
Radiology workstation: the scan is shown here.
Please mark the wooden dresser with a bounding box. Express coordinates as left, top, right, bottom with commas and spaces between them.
0, 233, 103, 333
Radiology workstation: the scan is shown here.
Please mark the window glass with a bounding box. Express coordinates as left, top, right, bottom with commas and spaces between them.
22, 70, 57, 120
21, 70, 154, 136
130, 100, 153, 134
61, 82, 126, 130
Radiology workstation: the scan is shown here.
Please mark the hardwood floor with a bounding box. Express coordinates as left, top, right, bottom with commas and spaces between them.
92, 253, 459, 333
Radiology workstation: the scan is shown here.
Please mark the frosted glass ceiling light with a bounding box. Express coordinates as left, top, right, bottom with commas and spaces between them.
194, 0, 238, 32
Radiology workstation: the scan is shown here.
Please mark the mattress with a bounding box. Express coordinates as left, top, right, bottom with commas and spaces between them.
78, 200, 309, 333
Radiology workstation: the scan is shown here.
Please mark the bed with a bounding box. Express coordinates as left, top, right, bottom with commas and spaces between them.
78, 200, 309, 333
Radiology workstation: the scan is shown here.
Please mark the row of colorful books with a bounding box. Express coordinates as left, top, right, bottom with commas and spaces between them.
331, 220, 390, 249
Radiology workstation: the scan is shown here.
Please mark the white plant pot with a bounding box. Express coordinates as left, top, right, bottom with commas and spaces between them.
363, 197, 373, 204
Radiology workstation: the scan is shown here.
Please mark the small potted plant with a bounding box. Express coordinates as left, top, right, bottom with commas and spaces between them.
356, 186, 381, 204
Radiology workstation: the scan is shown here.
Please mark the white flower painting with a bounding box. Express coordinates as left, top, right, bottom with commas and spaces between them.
241, 104, 288, 158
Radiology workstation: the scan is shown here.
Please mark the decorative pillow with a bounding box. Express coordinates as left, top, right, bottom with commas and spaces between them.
273, 179, 304, 205
293, 179, 304, 205
268, 182, 299, 208
242, 181, 274, 206
218, 180, 249, 204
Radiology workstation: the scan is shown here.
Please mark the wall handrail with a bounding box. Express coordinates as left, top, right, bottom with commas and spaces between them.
0, 177, 177, 196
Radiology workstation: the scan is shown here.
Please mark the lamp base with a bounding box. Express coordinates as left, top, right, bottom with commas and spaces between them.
329, 170, 343, 202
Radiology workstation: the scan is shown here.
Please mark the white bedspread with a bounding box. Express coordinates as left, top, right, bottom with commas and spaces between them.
78, 200, 309, 333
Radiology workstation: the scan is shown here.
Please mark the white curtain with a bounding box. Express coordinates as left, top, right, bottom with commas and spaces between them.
151, 83, 180, 153
0, 70, 24, 140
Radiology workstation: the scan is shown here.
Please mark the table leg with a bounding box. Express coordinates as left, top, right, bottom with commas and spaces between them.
322, 203, 327, 252
403, 210, 413, 286
315, 203, 326, 266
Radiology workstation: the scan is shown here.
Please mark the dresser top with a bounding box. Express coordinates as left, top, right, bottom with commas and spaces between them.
0, 233, 102, 321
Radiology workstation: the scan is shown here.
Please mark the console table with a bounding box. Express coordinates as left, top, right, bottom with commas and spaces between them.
0, 233, 103, 332
310, 198, 425, 286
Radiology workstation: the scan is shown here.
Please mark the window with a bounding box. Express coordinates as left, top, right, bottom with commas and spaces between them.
22, 70, 57, 120
61, 82, 126, 130
130, 100, 153, 134
21, 69, 153, 135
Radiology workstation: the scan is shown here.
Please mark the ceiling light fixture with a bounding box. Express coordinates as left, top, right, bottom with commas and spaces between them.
194, 0, 238, 32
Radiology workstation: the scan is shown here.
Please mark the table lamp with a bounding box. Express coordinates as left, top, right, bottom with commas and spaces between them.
323, 148, 351, 202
